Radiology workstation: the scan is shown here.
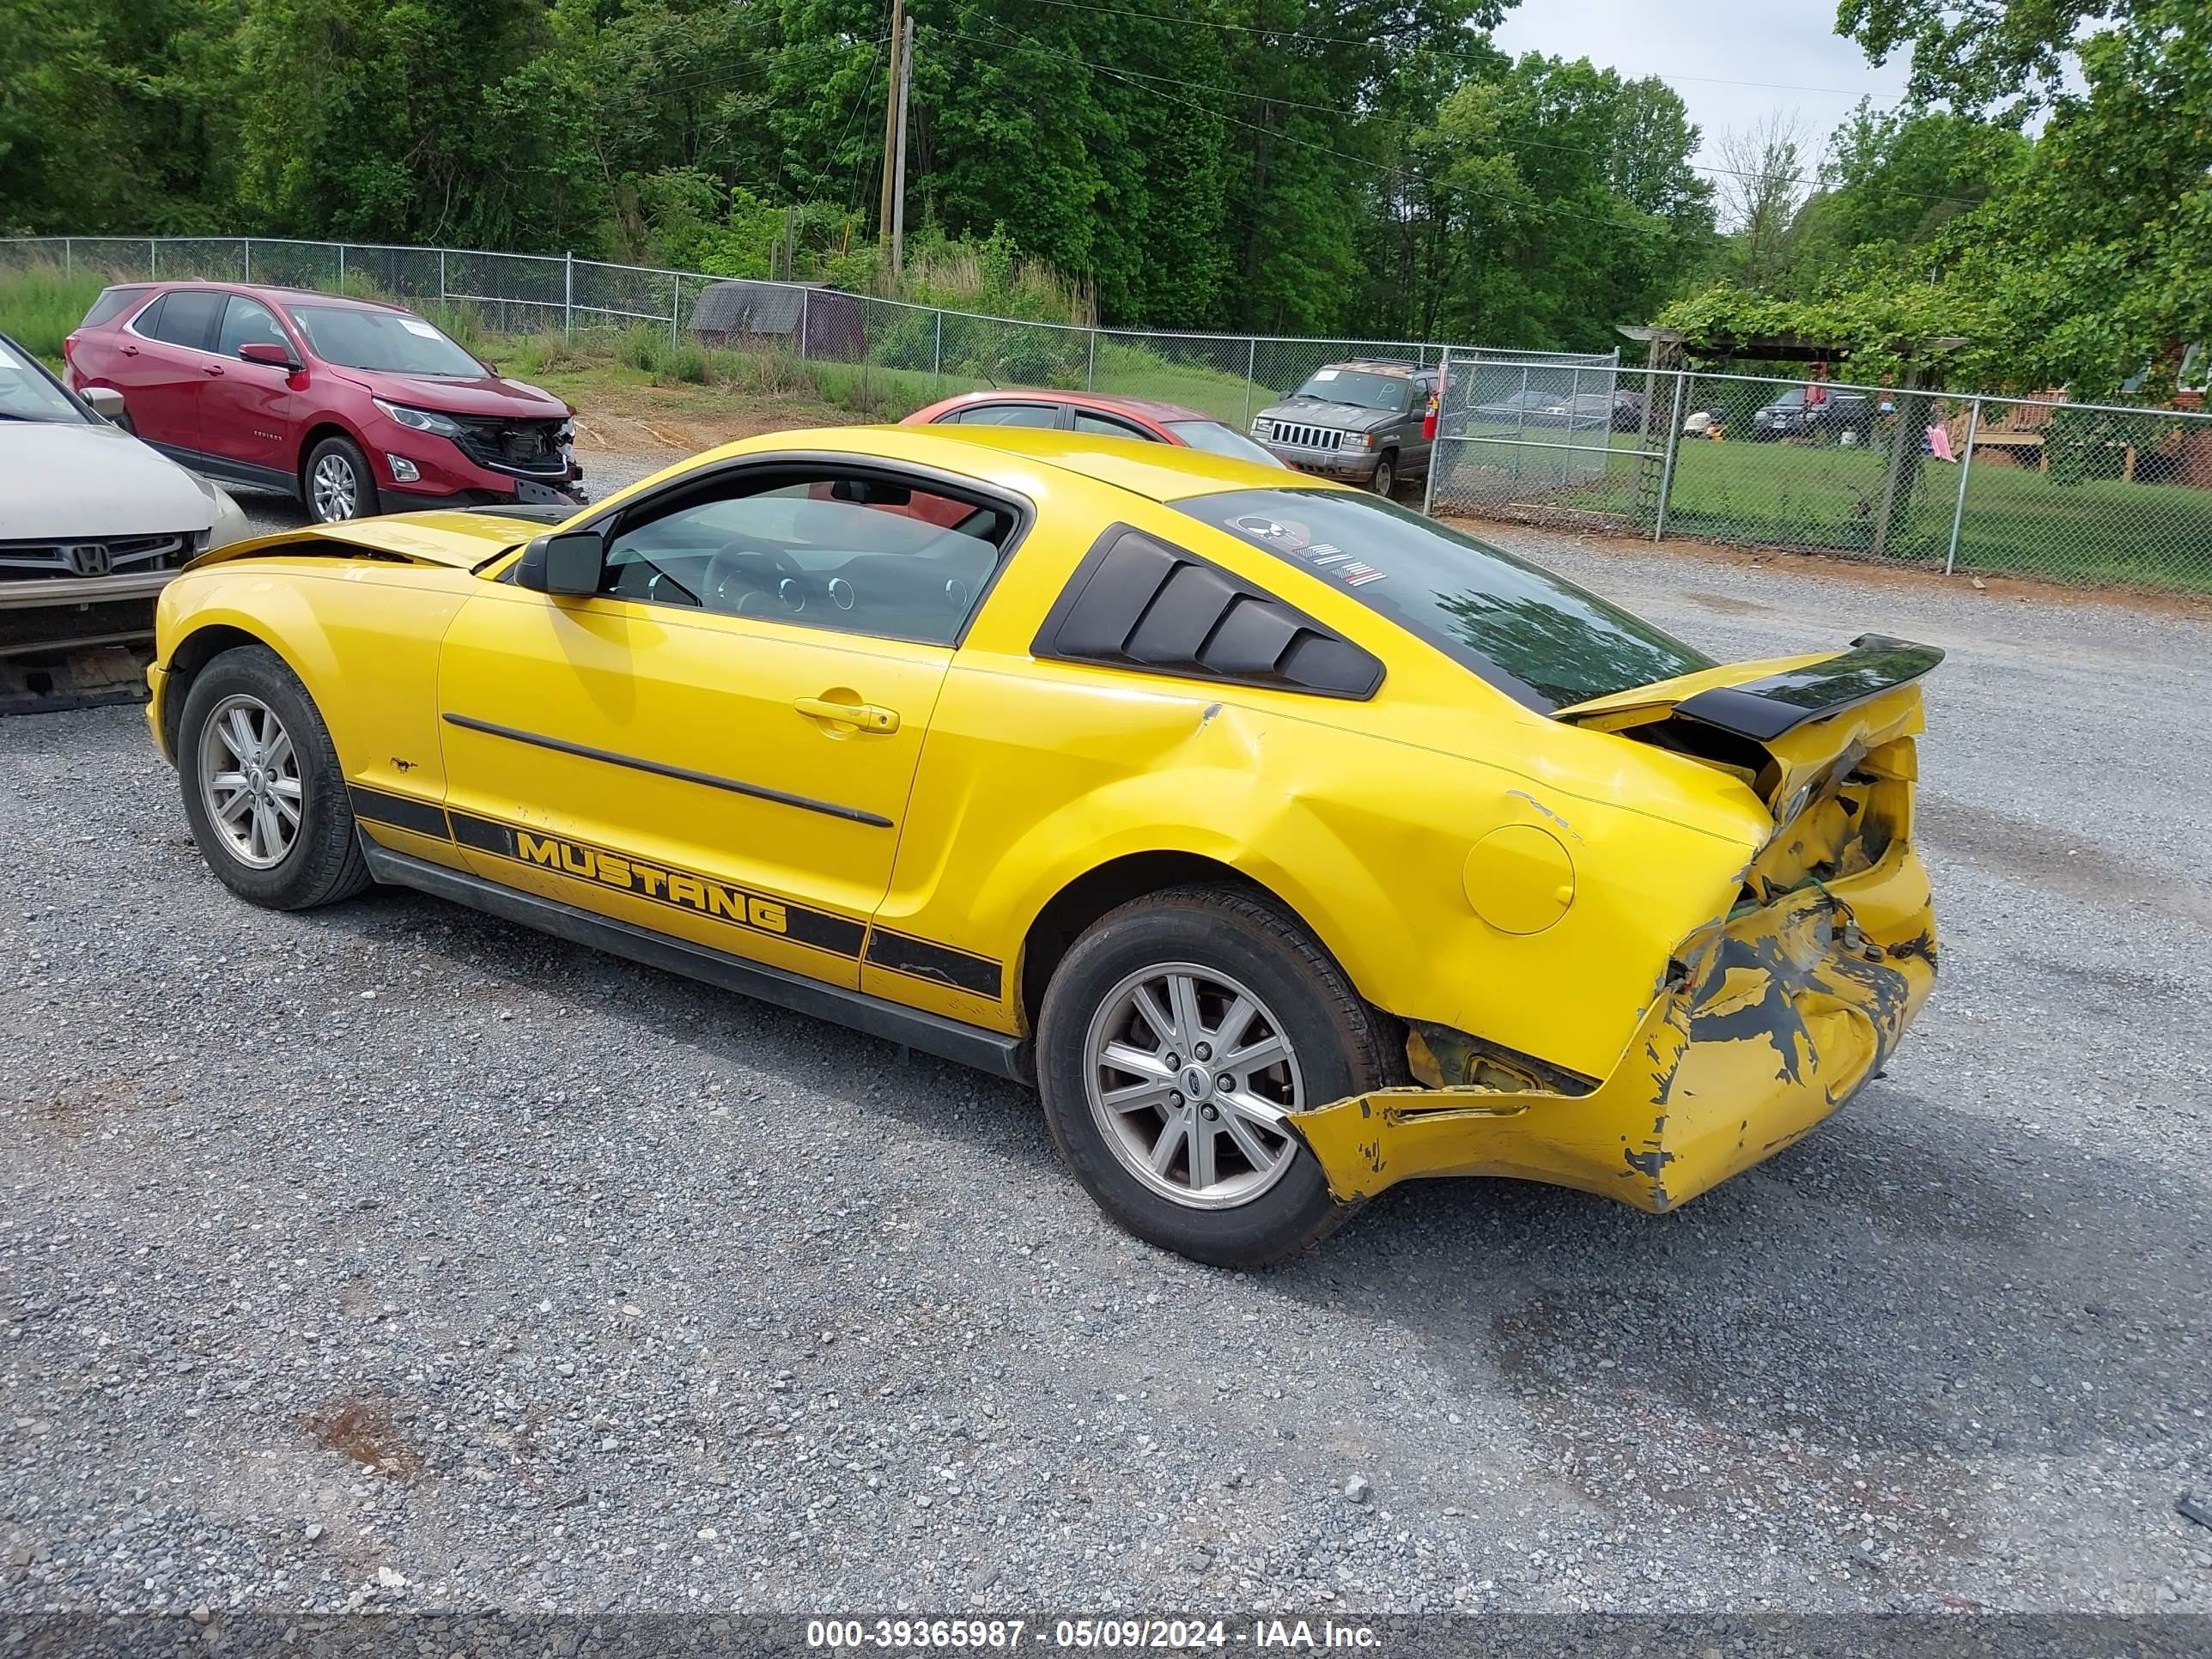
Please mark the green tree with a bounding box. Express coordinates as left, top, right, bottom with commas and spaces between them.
1409, 54, 1712, 349
0, 0, 241, 234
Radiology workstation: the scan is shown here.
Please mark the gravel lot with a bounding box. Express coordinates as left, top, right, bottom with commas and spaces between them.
3, 457, 2210, 1620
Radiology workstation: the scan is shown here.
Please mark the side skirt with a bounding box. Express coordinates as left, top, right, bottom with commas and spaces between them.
359, 840, 1034, 1084
148, 441, 301, 499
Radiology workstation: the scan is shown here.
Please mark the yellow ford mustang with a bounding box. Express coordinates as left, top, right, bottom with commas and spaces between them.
147, 426, 1940, 1266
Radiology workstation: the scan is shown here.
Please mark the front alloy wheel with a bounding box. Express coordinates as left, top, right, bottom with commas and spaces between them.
176, 643, 371, 911
310, 451, 360, 521
198, 693, 301, 868
1085, 963, 1304, 1210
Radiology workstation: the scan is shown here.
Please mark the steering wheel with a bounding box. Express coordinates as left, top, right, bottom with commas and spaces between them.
707, 541, 823, 616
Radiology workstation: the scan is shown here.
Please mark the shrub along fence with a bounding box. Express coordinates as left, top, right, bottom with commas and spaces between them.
8, 235, 2209, 594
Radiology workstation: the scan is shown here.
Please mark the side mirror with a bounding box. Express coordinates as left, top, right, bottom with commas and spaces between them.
516, 528, 605, 596
81, 386, 127, 422
239, 342, 301, 372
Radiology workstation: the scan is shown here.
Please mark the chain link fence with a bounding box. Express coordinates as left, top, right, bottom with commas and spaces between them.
9, 235, 2209, 593
0, 233, 1607, 424
1431, 360, 2212, 594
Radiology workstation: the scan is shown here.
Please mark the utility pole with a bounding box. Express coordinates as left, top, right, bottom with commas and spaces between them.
890, 13, 914, 277
877, 0, 905, 251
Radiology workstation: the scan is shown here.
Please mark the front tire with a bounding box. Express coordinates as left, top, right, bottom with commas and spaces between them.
1370, 451, 1397, 496
1036, 885, 1400, 1268
178, 644, 371, 911
305, 434, 379, 523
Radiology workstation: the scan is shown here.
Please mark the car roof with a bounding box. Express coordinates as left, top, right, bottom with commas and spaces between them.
130, 280, 412, 315
1327, 358, 1423, 375
915, 387, 1220, 425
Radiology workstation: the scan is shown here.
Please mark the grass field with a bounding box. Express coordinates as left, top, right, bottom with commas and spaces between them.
0, 265, 106, 358
1439, 425, 2212, 593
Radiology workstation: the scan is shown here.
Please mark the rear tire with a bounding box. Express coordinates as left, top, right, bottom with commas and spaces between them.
1036, 884, 1400, 1268
178, 644, 371, 911
304, 434, 379, 523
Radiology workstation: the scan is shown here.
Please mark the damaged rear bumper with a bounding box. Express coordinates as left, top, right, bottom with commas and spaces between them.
1291, 844, 1937, 1213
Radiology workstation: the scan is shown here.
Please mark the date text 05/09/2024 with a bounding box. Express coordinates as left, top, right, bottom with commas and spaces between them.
804, 1618, 1382, 1650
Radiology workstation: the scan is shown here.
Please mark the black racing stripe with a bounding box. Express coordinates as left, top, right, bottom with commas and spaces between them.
866, 929, 1002, 998
348, 786, 453, 840
779, 905, 870, 958
446, 809, 866, 960
447, 810, 517, 857
442, 713, 894, 829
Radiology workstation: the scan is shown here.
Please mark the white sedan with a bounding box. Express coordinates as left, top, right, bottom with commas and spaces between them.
1, 329, 251, 623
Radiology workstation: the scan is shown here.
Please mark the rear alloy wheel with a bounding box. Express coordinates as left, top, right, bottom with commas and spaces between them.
1084, 963, 1306, 1211
1037, 885, 1400, 1267
177, 644, 371, 910
305, 434, 379, 524
1370, 451, 1397, 497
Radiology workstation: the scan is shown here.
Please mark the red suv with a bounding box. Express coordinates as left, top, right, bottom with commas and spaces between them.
64, 282, 586, 524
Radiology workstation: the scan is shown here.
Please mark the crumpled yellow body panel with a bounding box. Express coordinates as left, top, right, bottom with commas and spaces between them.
1291, 837, 1937, 1213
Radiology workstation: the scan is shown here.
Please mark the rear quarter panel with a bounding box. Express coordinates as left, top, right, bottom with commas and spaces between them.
893, 466, 1774, 1082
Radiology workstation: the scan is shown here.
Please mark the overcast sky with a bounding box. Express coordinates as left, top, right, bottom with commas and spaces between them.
1490, 0, 1912, 173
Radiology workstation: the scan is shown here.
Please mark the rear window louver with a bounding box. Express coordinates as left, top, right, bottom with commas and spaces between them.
1034, 526, 1382, 700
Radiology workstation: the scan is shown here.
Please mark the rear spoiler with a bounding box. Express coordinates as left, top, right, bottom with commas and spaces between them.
1672, 635, 1944, 743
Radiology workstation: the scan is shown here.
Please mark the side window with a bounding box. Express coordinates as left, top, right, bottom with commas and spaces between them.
947, 403, 1060, 428
147, 290, 224, 353
1034, 525, 1383, 699
128, 294, 167, 338
599, 471, 1018, 647
79, 289, 145, 329
1072, 410, 1158, 441
216, 295, 289, 357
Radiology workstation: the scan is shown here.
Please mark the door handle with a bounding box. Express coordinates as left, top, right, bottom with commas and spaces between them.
121, 345, 138, 357
202, 364, 226, 377
793, 696, 899, 734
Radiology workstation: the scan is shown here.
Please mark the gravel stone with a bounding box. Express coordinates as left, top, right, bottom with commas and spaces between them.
0, 462, 2204, 1615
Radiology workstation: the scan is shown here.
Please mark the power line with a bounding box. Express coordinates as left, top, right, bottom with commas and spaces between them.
994, 0, 1870, 96
842, 26, 895, 218
605, 17, 1968, 216
933, 13, 1978, 214
599, 35, 882, 108
933, 18, 1669, 234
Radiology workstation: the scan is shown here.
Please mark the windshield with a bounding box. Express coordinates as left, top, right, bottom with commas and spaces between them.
1174, 488, 1714, 710
287, 304, 483, 376
1166, 420, 1287, 468
0, 337, 88, 423
1288, 369, 1410, 411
